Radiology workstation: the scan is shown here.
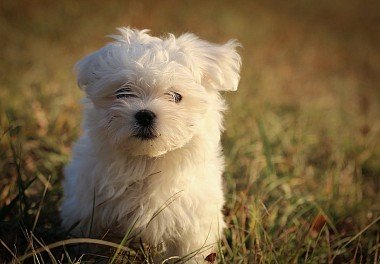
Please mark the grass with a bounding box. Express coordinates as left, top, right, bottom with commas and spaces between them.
1, 0, 379, 262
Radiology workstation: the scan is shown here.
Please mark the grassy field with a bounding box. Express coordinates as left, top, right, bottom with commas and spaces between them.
1, 0, 379, 262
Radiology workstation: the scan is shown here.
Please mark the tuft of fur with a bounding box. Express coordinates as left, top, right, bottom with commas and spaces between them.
61, 27, 241, 262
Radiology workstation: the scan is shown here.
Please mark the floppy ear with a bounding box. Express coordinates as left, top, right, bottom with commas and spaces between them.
75, 46, 128, 97
75, 27, 153, 92
75, 50, 101, 91
176, 33, 242, 92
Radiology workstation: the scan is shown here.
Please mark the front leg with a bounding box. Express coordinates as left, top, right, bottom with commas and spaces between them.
165, 218, 224, 263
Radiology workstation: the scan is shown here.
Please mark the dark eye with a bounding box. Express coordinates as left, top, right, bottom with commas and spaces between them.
166, 91, 182, 103
115, 87, 137, 99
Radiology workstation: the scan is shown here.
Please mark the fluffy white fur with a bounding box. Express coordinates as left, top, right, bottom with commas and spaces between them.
61, 27, 241, 262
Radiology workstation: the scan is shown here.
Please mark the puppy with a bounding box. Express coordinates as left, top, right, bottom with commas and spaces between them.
61, 27, 241, 262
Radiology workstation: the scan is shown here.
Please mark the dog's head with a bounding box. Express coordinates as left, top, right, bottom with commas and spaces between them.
77, 28, 241, 157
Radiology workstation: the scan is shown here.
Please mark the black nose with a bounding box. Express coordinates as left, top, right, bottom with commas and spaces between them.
135, 110, 156, 127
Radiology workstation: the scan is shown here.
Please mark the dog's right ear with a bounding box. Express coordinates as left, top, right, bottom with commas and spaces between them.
76, 27, 153, 92
75, 47, 127, 97
75, 51, 101, 91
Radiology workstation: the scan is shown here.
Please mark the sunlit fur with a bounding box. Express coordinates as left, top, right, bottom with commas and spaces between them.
61, 27, 241, 262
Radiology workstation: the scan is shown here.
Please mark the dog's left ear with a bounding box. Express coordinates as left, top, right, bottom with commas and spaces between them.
176, 34, 242, 92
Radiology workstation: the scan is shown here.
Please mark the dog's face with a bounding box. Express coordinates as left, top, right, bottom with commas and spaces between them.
77, 28, 241, 157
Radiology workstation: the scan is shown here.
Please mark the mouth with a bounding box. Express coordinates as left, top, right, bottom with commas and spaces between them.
133, 127, 158, 140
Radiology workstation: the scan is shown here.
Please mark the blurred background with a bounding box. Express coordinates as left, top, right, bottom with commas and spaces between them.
0, 0, 379, 262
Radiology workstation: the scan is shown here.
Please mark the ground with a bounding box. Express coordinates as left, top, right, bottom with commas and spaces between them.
0, 0, 379, 263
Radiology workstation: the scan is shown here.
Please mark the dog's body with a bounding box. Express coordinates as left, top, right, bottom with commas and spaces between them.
61, 28, 241, 261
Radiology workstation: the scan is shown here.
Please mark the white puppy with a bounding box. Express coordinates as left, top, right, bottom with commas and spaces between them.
61, 27, 241, 262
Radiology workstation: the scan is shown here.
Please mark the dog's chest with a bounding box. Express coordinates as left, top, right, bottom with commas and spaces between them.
100, 156, 196, 219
